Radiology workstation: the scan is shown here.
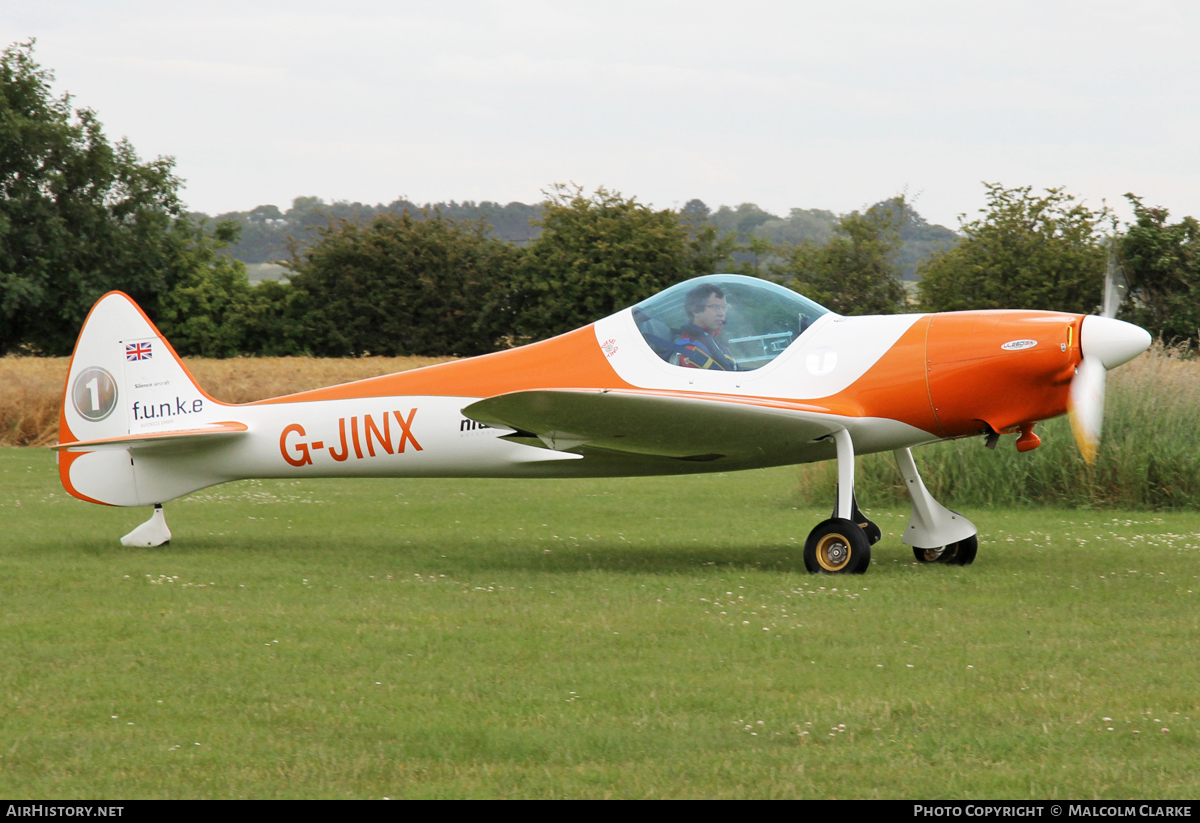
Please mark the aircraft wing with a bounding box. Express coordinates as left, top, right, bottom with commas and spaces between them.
462, 389, 849, 462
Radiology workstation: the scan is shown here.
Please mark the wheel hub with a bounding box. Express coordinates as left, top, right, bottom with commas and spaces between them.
816, 534, 852, 571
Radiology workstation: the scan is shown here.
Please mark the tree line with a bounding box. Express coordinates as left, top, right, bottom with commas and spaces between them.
203, 193, 957, 283
4, 41, 1199, 360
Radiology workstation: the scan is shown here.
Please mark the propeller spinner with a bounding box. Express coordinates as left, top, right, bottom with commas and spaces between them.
1068, 315, 1151, 464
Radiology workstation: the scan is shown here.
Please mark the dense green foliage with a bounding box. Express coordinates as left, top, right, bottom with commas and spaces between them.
280, 212, 519, 357
773, 201, 908, 315
507, 185, 734, 341
1119, 195, 1200, 345
0, 41, 252, 357
918, 184, 1108, 314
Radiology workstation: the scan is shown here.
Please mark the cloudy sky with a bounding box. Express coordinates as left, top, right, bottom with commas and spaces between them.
6, 1, 1198, 228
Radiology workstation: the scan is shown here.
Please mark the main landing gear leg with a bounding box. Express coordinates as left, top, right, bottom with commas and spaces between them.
804, 428, 872, 574
120, 504, 172, 547
894, 447, 978, 565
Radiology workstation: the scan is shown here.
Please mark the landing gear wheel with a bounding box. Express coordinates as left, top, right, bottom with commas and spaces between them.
804, 519, 871, 574
942, 535, 978, 566
912, 535, 978, 566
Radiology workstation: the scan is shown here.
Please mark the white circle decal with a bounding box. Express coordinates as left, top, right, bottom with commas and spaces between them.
806, 348, 837, 376
71, 366, 118, 421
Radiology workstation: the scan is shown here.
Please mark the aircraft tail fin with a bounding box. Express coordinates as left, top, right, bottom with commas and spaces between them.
58, 292, 241, 506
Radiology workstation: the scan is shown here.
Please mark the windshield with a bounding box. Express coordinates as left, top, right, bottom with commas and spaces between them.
630, 274, 830, 371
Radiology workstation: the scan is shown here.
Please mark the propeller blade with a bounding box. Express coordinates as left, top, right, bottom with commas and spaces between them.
1101, 241, 1129, 319
1069, 356, 1106, 465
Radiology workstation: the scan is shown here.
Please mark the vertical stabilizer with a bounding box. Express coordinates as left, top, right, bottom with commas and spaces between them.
59, 292, 228, 506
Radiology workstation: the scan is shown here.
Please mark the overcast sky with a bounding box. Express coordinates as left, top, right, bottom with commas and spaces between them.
6, 1, 1199, 228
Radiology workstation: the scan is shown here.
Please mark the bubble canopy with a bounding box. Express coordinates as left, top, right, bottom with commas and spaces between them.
629, 274, 831, 371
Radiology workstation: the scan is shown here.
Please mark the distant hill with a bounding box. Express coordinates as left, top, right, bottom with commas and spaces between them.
192, 195, 957, 281
692, 197, 958, 281
190, 198, 543, 267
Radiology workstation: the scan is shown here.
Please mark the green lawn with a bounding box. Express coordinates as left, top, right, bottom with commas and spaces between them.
1, 448, 1197, 798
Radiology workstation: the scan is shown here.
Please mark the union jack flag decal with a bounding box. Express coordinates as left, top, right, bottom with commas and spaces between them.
126, 342, 153, 361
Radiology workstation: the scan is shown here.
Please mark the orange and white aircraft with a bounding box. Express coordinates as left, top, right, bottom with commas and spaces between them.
54, 273, 1150, 574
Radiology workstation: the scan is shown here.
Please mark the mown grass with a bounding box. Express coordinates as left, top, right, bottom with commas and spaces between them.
1, 449, 1198, 798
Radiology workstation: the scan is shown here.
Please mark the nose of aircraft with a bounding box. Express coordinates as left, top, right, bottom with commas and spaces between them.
1080, 315, 1152, 370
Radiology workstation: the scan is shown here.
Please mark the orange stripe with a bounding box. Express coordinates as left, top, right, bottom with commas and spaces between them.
824, 316, 942, 436
252, 325, 635, 404
53, 421, 249, 451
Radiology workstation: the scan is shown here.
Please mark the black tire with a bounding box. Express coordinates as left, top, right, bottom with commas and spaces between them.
912, 535, 979, 566
804, 519, 871, 574
943, 535, 978, 566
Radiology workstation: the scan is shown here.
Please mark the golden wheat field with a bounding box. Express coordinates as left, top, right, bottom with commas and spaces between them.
0, 355, 454, 447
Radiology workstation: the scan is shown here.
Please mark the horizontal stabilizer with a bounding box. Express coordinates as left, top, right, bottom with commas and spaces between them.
54, 421, 249, 452
463, 389, 844, 462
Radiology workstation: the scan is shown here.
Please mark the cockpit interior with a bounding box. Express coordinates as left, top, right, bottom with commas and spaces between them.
630, 274, 830, 371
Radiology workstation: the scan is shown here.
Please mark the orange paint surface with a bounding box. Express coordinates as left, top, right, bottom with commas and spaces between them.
253, 325, 635, 405
53, 421, 249, 451
827, 316, 942, 437
925, 311, 1082, 437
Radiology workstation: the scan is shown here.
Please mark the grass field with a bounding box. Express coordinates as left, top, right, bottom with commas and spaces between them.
2, 448, 1199, 798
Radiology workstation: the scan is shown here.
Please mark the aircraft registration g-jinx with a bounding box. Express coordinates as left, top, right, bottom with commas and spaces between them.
55, 271, 1151, 574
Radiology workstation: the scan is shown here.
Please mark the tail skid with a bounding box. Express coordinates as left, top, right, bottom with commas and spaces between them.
120, 505, 172, 547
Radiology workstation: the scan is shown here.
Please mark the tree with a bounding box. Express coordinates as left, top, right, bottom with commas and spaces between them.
155, 222, 256, 358
710, 202, 778, 243
681, 199, 711, 221
509, 185, 735, 341
0, 40, 248, 355
867, 196, 959, 281
282, 210, 519, 357
1118, 195, 1200, 344
755, 207, 839, 247
772, 201, 907, 315
917, 184, 1107, 314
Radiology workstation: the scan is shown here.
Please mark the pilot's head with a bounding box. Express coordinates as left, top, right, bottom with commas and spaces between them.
685, 284, 728, 335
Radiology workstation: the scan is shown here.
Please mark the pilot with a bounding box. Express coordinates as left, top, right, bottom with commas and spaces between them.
674, 284, 738, 370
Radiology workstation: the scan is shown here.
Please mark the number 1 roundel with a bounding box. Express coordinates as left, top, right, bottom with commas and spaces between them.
71, 367, 118, 422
